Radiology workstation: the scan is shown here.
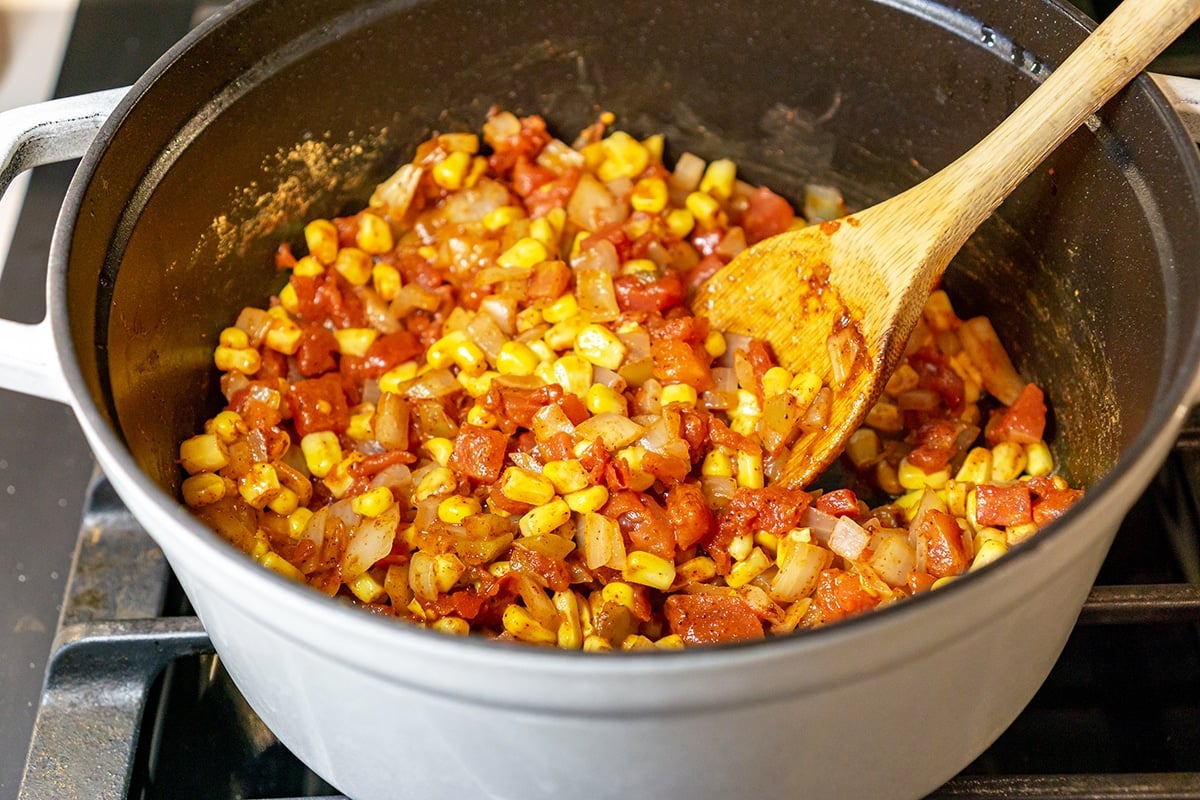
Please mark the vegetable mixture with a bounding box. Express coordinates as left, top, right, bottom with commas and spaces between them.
178, 110, 1083, 649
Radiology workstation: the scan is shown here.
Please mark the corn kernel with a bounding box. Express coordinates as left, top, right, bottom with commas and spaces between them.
457, 370, 497, 398
181, 473, 227, 507
1024, 441, 1054, 477
432, 150, 472, 190
553, 590, 584, 650
699, 158, 736, 199
260, 551, 305, 583
460, 405, 494, 429
433, 552, 466, 593
622, 550, 676, 591
543, 460, 590, 494
564, 485, 609, 514
686, 190, 722, 227
279, 282, 300, 314
334, 247, 373, 286
736, 450, 764, 488
431, 616, 471, 636
519, 497, 572, 538
267, 486, 300, 516
288, 507, 314, 540
665, 207, 695, 238
542, 293, 579, 324
438, 495, 482, 524
238, 462, 281, 509
346, 407, 374, 441
620, 258, 658, 277
304, 219, 339, 265
761, 366, 793, 398
530, 216, 560, 254
788, 371, 823, 408
263, 319, 302, 355
413, 466, 457, 502
583, 634, 613, 652
494, 341, 538, 376
971, 538, 1009, 571
500, 467, 556, 506
552, 354, 594, 397
379, 360, 419, 393
503, 604, 558, 645
585, 383, 628, 416
426, 330, 469, 369
898, 456, 950, 490
205, 410, 246, 445
991, 441, 1027, 482
630, 176, 668, 213
544, 317, 587, 351
333, 328, 379, 358
574, 324, 628, 370
498, 237, 549, 270
353, 211, 393, 254
734, 388, 762, 418
676, 555, 718, 584
179, 433, 229, 474
413, 438, 449, 468
703, 330, 727, 358
418, 245, 438, 262
660, 383, 698, 407
352, 486, 395, 517
727, 546, 771, 588
955, 447, 993, 484
219, 326, 249, 349
348, 571, 386, 604
300, 431, 342, 478
214, 346, 261, 375
292, 255, 325, 277
655, 634, 685, 649
483, 205, 524, 231
702, 447, 734, 478
372, 263, 402, 301
600, 581, 637, 613
598, 131, 649, 181
527, 339, 555, 363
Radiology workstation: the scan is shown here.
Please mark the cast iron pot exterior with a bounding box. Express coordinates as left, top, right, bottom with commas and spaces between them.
6, 0, 1200, 797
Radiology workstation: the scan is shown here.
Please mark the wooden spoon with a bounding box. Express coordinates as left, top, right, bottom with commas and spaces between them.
694, 0, 1200, 488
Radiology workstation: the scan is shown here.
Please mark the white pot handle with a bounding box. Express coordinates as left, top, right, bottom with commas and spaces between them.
0, 87, 127, 404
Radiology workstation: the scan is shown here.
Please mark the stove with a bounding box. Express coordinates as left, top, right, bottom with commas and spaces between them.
2, 2, 1200, 799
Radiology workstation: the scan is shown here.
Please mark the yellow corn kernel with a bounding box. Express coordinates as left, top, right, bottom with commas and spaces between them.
347, 571, 386, 604
181, 473, 227, 507
1024, 441, 1054, 477
552, 354, 593, 397
438, 495, 482, 524
287, 507, 313, 540
250, 531, 271, 561
379, 360, 420, 394
205, 410, 246, 444
432, 150, 472, 190
620, 257, 658, 277
761, 366, 793, 398
701, 447, 734, 478
601, 581, 637, 613
219, 326, 249, 349
945, 480, 970, 518
542, 293, 580, 325
458, 370, 498, 399
598, 131, 649, 181
583, 634, 613, 652
585, 383, 627, 416
267, 486, 300, 516
418, 245, 438, 262
353, 211, 393, 254
263, 319, 302, 356
498, 236, 549, 270
346, 407, 374, 442
1007, 522, 1039, 546
485, 205, 526, 234
502, 604, 558, 645
544, 317, 587, 352
845, 428, 880, 470
304, 218, 339, 265
530, 216, 561, 253
496, 341, 539, 376
519, 497, 573, 538
955, 447, 993, 484
699, 158, 736, 199
573, 324, 628, 370
991, 441, 1028, 482
686, 190, 721, 228
660, 383, 698, 407
931, 575, 958, 590
500, 467, 556, 506
433, 553, 466, 593
734, 388, 762, 418
727, 546, 771, 588
352, 486, 395, 517
727, 531, 755, 563
898, 456, 950, 491
666, 207, 695, 238
655, 634, 684, 650
736, 450, 764, 489
623, 550, 676, 591
630, 176, 669, 213
970, 538, 1009, 571
527, 339, 555, 363
179, 433, 229, 474
372, 263, 402, 301
333, 328, 379, 358
553, 590, 584, 650
332, 246, 372, 286
260, 551, 305, 583
292, 255, 325, 277
641, 133, 664, 161
466, 405, 498, 429
754, 530, 779, 554
238, 463, 281, 509
426, 330, 469, 369
419, 437, 452, 467
413, 466, 457, 502
676, 555, 718, 584
788, 371, 823, 408
431, 616, 471, 636
563, 485, 609, 514
543, 460, 590, 495
703, 330, 727, 359
300, 432, 342, 478
214, 346, 261, 375
278, 282, 300, 314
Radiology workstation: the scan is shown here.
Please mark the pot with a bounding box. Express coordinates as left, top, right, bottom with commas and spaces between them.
3, 1, 1200, 797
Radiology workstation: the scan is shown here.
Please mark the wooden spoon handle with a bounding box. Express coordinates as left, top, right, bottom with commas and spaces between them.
914, 0, 1200, 251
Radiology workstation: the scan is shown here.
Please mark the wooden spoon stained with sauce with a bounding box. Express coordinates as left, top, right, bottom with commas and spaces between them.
694, 0, 1200, 488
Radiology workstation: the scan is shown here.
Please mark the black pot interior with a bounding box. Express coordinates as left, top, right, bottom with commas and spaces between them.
64, 0, 1200, 498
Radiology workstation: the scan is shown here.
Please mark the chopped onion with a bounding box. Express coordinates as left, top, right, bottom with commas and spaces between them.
341, 502, 400, 579
828, 516, 870, 561
803, 183, 846, 223
798, 506, 839, 544
575, 268, 620, 322
574, 412, 645, 451
770, 539, 827, 602
370, 163, 422, 218
403, 368, 460, 399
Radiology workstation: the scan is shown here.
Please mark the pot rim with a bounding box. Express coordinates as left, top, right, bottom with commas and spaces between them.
44, 0, 1200, 678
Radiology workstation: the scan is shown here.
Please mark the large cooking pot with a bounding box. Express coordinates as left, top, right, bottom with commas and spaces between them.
3, 0, 1200, 797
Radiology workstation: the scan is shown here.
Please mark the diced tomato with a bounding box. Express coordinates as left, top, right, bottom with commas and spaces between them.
906, 571, 937, 595
288, 373, 350, 437
974, 484, 1033, 527
911, 350, 965, 414
988, 383, 1047, 445
527, 260, 572, 301
580, 224, 633, 263
740, 186, 796, 244
510, 544, 571, 592
229, 381, 284, 431
274, 242, 297, 269
915, 509, 968, 578
650, 337, 714, 391
1028, 476, 1084, 526
612, 272, 685, 313
684, 253, 725, 292
813, 568, 880, 623
294, 324, 339, 377
603, 491, 675, 560
486, 113, 552, 177
524, 168, 580, 218
538, 431, 575, 463
712, 486, 812, 572
449, 425, 509, 483
815, 488, 860, 518
906, 419, 963, 473
666, 482, 715, 550
510, 156, 556, 197
556, 392, 590, 425
664, 593, 765, 645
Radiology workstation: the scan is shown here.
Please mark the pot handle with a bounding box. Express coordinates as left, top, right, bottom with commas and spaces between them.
0, 88, 127, 405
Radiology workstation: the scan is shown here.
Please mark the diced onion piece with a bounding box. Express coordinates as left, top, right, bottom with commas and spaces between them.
573, 413, 645, 451
958, 316, 1026, 406
868, 533, 917, 587
828, 516, 870, 561
341, 502, 400, 579
803, 183, 846, 223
